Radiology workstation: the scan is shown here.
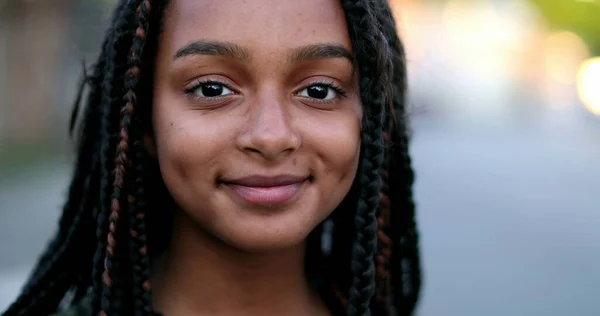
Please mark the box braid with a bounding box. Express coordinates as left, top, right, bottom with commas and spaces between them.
2, 2, 133, 314
99, 1, 155, 315
12, 51, 108, 310
338, 1, 396, 315
127, 7, 154, 315
371, 1, 422, 314
327, 1, 421, 316
1, 0, 156, 315
91, 1, 140, 314
128, 142, 153, 316
2, 1, 420, 315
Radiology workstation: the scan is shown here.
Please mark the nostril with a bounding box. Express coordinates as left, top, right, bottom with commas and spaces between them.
245, 147, 262, 154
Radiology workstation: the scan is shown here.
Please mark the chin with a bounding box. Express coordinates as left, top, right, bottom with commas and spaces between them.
222, 230, 309, 253
183, 182, 329, 253
213, 209, 323, 254
170, 177, 343, 254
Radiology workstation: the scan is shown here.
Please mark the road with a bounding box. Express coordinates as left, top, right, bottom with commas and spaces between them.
1, 117, 599, 315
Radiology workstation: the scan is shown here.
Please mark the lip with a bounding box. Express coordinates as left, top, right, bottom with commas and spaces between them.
220, 175, 309, 207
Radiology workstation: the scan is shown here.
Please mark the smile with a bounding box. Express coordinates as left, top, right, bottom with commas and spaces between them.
220, 175, 310, 207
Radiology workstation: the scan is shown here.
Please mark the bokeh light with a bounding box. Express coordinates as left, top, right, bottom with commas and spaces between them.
542, 31, 590, 85
577, 57, 600, 116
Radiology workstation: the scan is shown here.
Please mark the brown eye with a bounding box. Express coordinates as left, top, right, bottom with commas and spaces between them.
299, 84, 337, 100
191, 82, 234, 98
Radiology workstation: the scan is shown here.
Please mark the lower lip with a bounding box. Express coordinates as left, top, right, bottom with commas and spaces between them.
224, 181, 306, 207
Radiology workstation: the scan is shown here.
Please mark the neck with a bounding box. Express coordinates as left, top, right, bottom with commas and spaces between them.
151, 209, 329, 316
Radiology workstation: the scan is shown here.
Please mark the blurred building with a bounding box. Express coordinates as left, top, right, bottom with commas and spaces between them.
0, 0, 112, 162
1, 1, 599, 315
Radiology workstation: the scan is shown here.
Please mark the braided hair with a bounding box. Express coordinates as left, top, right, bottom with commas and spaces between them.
2, 0, 420, 315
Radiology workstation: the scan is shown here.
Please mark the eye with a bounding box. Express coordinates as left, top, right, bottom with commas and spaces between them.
190, 81, 234, 98
298, 84, 339, 100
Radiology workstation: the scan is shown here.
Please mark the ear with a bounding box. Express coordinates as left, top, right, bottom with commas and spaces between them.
144, 133, 157, 157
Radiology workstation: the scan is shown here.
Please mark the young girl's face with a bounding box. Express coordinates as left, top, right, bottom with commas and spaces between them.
152, 0, 362, 252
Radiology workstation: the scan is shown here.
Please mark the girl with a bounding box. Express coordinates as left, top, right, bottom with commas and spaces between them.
3, 0, 421, 315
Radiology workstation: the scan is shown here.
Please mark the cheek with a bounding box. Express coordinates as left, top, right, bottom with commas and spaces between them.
311, 113, 362, 193
151, 104, 228, 205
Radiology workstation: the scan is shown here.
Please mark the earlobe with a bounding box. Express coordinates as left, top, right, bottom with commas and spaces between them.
144, 134, 157, 157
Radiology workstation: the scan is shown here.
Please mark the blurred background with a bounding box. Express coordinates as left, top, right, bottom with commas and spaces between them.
0, 0, 599, 314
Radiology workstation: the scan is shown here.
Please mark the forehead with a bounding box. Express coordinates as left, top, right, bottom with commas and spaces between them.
161, 0, 352, 56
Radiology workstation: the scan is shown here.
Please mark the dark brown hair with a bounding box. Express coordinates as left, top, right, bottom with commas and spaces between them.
3, 1, 421, 315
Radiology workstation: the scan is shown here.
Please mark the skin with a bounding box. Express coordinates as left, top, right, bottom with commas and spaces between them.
149, 0, 363, 314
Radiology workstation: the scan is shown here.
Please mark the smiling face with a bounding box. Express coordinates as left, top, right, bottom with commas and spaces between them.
152, 0, 363, 252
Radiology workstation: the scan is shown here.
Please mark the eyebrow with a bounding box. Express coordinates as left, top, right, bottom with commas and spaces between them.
173, 40, 354, 64
174, 40, 250, 61
290, 43, 355, 64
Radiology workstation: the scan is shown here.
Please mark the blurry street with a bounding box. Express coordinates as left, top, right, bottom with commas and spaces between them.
2, 0, 600, 314
1, 117, 599, 315
0, 159, 69, 310
411, 118, 600, 316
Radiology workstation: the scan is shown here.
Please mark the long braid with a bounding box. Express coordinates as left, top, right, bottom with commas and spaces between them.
97, 7, 132, 316
2, 3, 143, 314
102, 68, 130, 316
373, 2, 422, 314
373, 140, 393, 314
101, 1, 153, 315
14, 65, 98, 296
327, 178, 360, 312
25, 70, 98, 287
125, 1, 155, 315
340, 1, 394, 315
368, 0, 403, 313
4, 1, 421, 315
81, 16, 125, 312
364, 1, 421, 314
347, 99, 384, 316
4, 178, 95, 315
388, 131, 420, 315
3, 43, 108, 316
91, 2, 136, 313
129, 138, 154, 316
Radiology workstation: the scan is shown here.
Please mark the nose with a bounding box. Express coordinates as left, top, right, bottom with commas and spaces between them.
236, 94, 301, 161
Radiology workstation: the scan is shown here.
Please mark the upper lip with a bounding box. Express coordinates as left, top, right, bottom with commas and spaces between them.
221, 175, 309, 187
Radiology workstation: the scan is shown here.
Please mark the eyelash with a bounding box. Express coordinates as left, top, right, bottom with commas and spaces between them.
183, 78, 235, 101
183, 79, 348, 102
301, 80, 347, 103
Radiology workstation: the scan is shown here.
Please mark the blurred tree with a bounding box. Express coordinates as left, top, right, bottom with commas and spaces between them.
527, 0, 600, 55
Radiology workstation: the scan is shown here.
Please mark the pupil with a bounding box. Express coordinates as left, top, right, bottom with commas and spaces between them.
308, 85, 328, 99
202, 83, 223, 97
